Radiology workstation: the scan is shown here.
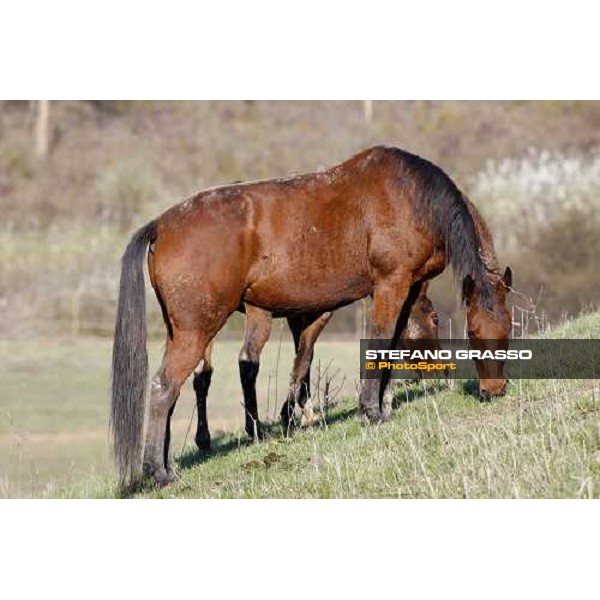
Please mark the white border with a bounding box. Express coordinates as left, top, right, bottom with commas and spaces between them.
1, 1, 599, 99
2, 501, 598, 599
2, 2, 598, 597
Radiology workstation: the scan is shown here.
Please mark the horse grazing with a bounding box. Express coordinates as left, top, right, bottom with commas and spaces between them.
461, 195, 512, 399
192, 283, 442, 452
110, 145, 511, 491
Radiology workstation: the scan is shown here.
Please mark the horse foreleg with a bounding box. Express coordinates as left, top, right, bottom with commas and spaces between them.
280, 312, 332, 433
192, 340, 214, 453
360, 275, 412, 424
239, 305, 272, 441
380, 280, 426, 417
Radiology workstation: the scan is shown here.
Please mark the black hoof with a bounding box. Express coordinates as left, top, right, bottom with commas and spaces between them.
195, 434, 212, 453
280, 415, 299, 437
280, 401, 298, 434
246, 423, 264, 442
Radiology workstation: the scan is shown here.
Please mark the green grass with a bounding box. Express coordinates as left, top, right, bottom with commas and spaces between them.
59, 375, 600, 499
3, 314, 600, 498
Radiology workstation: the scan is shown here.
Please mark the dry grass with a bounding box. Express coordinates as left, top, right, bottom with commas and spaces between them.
0, 335, 359, 497
2, 312, 598, 499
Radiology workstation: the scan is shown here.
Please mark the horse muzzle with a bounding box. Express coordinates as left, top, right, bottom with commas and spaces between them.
479, 379, 507, 401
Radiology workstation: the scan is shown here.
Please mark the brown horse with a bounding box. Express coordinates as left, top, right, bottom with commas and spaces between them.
110, 145, 511, 490
461, 195, 512, 398
192, 283, 442, 452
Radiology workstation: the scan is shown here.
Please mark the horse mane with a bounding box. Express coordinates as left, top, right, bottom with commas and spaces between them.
461, 194, 500, 274
388, 148, 495, 309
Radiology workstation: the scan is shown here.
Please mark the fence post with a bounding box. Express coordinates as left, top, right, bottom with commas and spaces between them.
363, 100, 373, 125
71, 284, 82, 336
35, 100, 50, 160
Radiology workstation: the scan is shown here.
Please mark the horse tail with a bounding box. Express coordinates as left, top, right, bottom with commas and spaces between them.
110, 220, 157, 493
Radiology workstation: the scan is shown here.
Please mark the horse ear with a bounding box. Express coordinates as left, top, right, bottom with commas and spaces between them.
420, 281, 429, 295
462, 274, 475, 303
502, 266, 512, 291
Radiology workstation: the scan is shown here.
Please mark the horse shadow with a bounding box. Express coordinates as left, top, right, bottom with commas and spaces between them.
176, 434, 254, 470
461, 379, 482, 398
392, 380, 433, 407
175, 379, 482, 472
175, 402, 360, 471
392, 378, 481, 408
392, 379, 448, 406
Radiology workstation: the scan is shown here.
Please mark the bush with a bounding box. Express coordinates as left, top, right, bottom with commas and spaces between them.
470, 148, 600, 253
469, 149, 600, 321
516, 207, 600, 318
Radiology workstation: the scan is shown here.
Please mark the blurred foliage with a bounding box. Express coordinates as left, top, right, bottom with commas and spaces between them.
471, 149, 600, 323
515, 207, 600, 319
95, 161, 162, 231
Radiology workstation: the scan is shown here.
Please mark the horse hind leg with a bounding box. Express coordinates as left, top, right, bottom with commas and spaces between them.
143, 329, 209, 486
193, 340, 214, 453
239, 305, 272, 442
281, 312, 332, 434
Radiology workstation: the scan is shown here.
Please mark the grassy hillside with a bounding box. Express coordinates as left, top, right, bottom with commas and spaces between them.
53, 311, 600, 499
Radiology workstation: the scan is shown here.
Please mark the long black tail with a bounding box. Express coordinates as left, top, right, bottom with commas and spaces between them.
110, 220, 157, 492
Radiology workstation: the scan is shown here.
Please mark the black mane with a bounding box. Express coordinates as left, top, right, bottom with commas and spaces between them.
390, 148, 494, 310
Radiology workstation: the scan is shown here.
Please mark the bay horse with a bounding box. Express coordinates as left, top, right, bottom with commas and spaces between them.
461, 195, 512, 397
111, 145, 512, 491
192, 283, 442, 452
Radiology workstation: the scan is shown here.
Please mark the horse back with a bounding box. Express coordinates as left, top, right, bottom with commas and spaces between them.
150, 147, 438, 315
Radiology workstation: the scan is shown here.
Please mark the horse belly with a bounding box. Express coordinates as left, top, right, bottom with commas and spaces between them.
244, 267, 372, 313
